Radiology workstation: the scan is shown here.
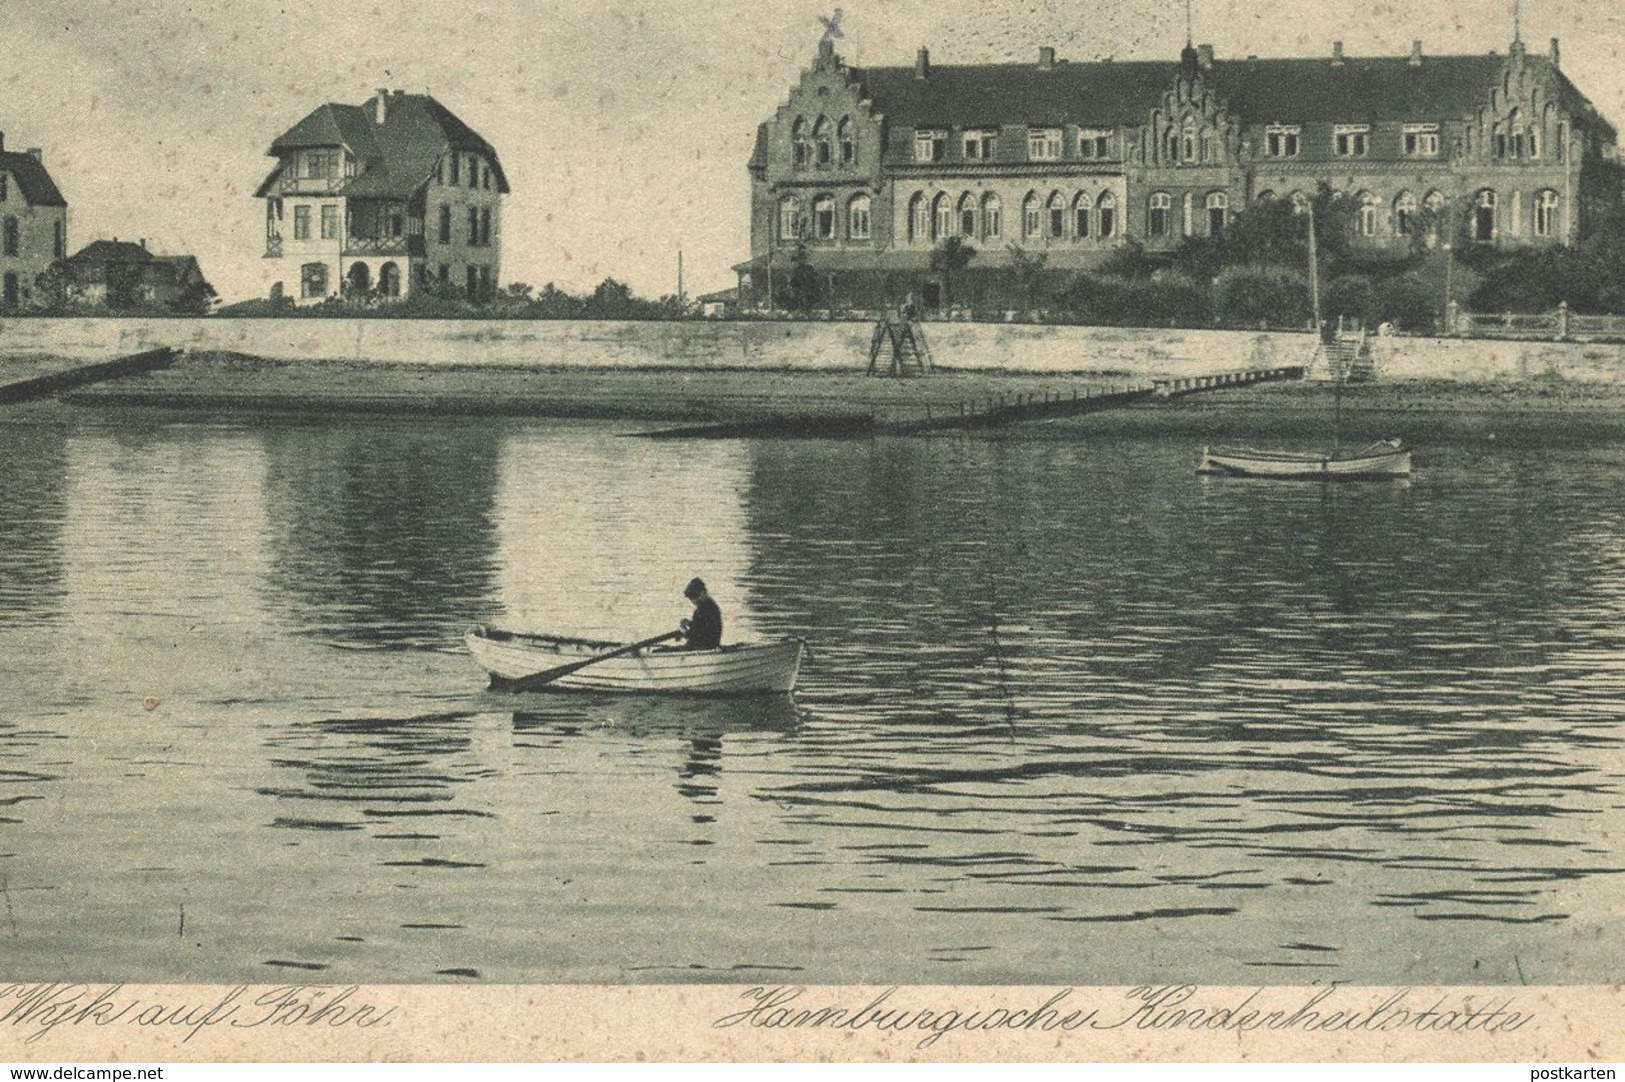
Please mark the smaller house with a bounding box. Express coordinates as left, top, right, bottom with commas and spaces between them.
696, 287, 739, 319
63, 239, 215, 311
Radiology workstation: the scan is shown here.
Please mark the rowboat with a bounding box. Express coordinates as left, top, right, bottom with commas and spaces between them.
466, 625, 805, 696
1197, 439, 1412, 480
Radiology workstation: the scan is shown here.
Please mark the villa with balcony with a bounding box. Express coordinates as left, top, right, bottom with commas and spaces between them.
255, 90, 508, 304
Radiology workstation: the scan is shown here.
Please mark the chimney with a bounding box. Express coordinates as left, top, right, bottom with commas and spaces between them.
1196, 43, 1214, 69
393, 88, 405, 96
374, 89, 389, 124
1038, 46, 1055, 70
139, 239, 147, 250
1550, 37, 1561, 67
1410, 39, 1423, 66
26, 148, 41, 163
915, 46, 930, 79
1331, 40, 1344, 66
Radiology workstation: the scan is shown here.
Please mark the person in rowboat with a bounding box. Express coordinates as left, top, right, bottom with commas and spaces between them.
678, 577, 723, 650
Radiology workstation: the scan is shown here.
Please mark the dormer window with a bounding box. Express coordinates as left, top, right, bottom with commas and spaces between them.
963, 129, 997, 160
1334, 125, 1370, 157
914, 130, 946, 162
1027, 127, 1062, 161
1078, 129, 1112, 159
1265, 125, 1300, 158
1403, 124, 1440, 157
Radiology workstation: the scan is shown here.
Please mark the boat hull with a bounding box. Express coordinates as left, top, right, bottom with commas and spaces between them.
1197, 442, 1411, 480
466, 627, 805, 696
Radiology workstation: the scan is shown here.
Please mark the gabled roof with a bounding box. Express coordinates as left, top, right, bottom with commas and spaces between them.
260, 92, 510, 199
838, 49, 1611, 135
0, 151, 67, 208
66, 240, 156, 265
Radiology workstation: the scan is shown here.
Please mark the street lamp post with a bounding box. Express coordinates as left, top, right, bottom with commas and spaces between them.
1441, 241, 1454, 336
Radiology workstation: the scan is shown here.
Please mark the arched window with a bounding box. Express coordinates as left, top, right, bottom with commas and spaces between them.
1394, 191, 1417, 236
909, 192, 930, 243
778, 195, 802, 241
812, 117, 832, 168
1535, 190, 1559, 238
981, 193, 1002, 239
848, 194, 872, 240
1200, 129, 1218, 163
300, 262, 328, 299
1355, 191, 1379, 237
1023, 192, 1042, 238
791, 118, 810, 167
379, 262, 401, 298
838, 117, 855, 166
1255, 189, 1277, 204
1181, 118, 1197, 162
1073, 192, 1092, 239
1206, 191, 1227, 235
1164, 127, 1179, 163
812, 193, 835, 240
933, 192, 952, 241
1149, 192, 1172, 237
1047, 192, 1066, 239
1097, 192, 1116, 238
1, 216, 16, 257
958, 192, 977, 238
1508, 109, 1525, 158
1474, 189, 1496, 242
346, 261, 372, 295
438, 204, 451, 244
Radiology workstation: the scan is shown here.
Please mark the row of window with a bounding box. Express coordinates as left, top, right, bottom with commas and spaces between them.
437, 204, 494, 246
437, 152, 495, 191
912, 127, 1116, 164
1, 216, 65, 258
791, 116, 858, 169
910, 190, 1121, 243
774, 185, 1566, 245
297, 260, 496, 299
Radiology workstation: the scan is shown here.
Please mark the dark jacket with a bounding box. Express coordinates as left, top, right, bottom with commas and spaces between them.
685, 596, 722, 650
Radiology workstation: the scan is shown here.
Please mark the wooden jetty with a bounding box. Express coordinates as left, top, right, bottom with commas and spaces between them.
0, 347, 181, 405
638, 363, 1306, 439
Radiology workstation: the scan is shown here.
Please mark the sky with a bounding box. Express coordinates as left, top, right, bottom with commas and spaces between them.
3, 0, 1623, 303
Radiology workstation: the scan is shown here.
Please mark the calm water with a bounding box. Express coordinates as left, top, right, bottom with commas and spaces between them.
0, 411, 1622, 985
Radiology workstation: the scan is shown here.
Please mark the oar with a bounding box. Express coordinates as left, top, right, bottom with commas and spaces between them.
502, 629, 684, 692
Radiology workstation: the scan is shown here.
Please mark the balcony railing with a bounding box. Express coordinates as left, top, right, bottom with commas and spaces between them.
279, 176, 345, 195
344, 235, 422, 257
265, 235, 283, 258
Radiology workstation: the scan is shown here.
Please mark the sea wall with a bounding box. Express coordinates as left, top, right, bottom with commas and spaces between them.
2, 314, 1623, 383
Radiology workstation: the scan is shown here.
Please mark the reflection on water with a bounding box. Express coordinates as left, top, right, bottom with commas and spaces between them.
0, 415, 1621, 984
260, 421, 504, 649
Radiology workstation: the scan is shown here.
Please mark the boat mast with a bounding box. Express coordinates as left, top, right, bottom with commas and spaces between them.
1308, 200, 1341, 451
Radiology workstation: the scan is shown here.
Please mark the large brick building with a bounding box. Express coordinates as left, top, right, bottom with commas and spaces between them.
256, 90, 508, 305
740, 35, 1621, 311
0, 133, 68, 309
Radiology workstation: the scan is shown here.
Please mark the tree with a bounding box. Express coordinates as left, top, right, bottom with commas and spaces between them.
928, 235, 976, 310
1005, 244, 1049, 314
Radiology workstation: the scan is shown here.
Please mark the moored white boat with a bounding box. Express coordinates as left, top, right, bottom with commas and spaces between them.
466, 625, 805, 696
1197, 439, 1412, 480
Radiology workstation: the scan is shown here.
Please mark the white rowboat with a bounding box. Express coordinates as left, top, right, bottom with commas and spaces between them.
1197, 439, 1412, 480
466, 625, 805, 696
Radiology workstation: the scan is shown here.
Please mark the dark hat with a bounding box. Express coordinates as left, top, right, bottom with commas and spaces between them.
684, 577, 707, 600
